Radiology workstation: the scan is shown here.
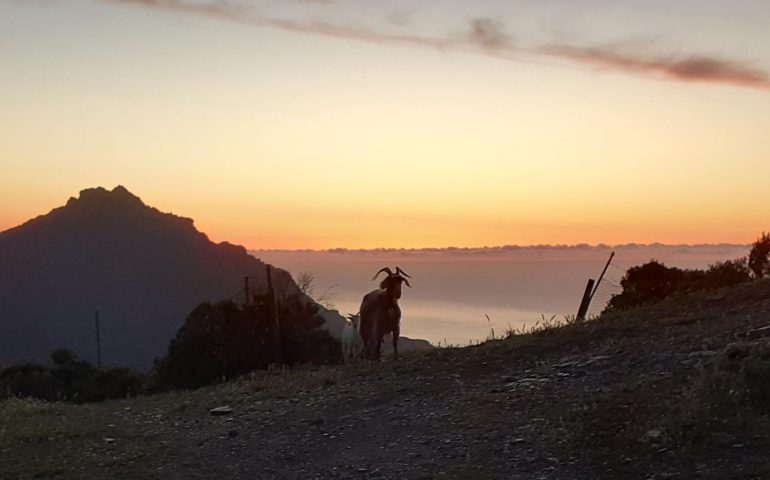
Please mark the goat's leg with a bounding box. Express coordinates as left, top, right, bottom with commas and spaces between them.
392, 324, 400, 361
371, 314, 380, 361
361, 334, 374, 360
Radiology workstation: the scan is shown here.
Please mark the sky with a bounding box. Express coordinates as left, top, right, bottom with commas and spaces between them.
1, 0, 769, 249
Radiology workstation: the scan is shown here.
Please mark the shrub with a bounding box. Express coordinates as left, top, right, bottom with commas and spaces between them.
153, 293, 341, 390
703, 258, 752, 288
748, 232, 770, 278
606, 260, 685, 310
0, 363, 60, 401
0, 350, 145, 403
606, 258, 752, 312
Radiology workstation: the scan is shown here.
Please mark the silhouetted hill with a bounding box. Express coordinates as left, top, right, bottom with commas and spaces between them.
0, 186, 295, 367
0, 186, 429, 368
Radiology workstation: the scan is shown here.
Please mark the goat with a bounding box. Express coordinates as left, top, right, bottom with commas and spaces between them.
341, 313, 363, 363
359, 266, 411, 361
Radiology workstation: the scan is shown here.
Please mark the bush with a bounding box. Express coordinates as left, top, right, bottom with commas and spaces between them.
153, 293, 341, 390
0, 350, 145, 403
0, 363, 60, 401
748, 232, 770, 278
703, 258, 752, 288
606, 260, 686, 310
606, 258, 753, 312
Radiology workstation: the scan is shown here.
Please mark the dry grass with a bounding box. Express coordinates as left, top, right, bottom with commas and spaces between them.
669, 340, 770, 446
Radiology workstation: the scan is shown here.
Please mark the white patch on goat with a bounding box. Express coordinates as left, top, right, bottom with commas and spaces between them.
342, 318, 363, 363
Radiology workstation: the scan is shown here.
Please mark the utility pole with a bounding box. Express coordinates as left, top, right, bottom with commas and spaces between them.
266, 265, 282, 365
95, 310, 102, 367
244, 276, 250, 306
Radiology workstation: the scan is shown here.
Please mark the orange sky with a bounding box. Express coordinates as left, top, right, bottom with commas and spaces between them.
1, 1, 769, 249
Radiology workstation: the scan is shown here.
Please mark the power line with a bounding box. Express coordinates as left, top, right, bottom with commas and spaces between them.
100, 313, 185, 334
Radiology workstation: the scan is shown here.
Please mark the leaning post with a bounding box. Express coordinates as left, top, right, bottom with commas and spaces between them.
576, 278, 596, 322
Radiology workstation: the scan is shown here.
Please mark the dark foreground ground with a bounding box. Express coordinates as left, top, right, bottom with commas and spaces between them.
3, 280, 770, 480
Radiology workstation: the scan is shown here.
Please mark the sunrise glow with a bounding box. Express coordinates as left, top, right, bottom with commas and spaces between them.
2, 0, 769, 249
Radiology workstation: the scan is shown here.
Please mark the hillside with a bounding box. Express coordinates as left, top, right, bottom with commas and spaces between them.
3, 279, 770, 479
0, 186, 429, 367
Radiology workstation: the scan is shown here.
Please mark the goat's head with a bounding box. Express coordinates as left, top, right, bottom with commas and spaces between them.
346, 313, 360, 329
372, 266, 411, 300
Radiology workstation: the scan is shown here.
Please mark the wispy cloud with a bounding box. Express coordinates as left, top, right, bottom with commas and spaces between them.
101, 0, 769, 90
542, 45, 770, 89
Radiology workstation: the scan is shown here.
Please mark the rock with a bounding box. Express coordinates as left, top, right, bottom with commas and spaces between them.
228, 430, 238, 438
209, 406, 233, 416
581, 355, 613, 367
640, 429, 662, 443
553, 361, 580, 369
746, 325, 770, 340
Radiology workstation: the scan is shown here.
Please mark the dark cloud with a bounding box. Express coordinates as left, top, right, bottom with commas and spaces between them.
102, 0, 769, 90
542, 45, 770, 89
468, 18, 511, 52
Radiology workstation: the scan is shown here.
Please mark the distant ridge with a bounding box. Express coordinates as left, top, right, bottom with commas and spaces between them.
253, 243, 750, 255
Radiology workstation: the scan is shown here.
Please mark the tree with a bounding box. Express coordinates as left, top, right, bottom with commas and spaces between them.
294, 271, 338, 310
748, 232, 770, 278
296, 271, 315, 296
153, 292, 341, 390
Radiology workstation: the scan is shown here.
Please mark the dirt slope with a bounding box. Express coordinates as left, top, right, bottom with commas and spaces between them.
3, 280, 770, 479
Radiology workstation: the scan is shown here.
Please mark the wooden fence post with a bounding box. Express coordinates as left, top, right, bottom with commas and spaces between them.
266, 265, 282, 365
576, 278, 595, 322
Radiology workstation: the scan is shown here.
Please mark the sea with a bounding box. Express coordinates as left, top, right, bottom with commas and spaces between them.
255, 244, 748, 347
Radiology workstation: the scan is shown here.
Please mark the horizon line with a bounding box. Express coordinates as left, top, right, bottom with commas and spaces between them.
249, 242, 751, 253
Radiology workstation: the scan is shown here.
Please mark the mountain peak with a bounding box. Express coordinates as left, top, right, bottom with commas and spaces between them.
67, 185, 145, 209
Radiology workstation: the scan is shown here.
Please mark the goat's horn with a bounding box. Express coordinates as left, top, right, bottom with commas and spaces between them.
372, 267, 394, 280
395, 266, 411, 278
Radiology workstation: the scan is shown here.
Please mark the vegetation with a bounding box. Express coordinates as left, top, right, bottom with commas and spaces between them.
0, 349, 143, 403
1, 290, 342, 401
748, 232, 770, 278
603, 231, 770, 312
152, 292, 341, 390
296, 270, 339, 309
671, 340, 770, 446
606, 258, 752, 311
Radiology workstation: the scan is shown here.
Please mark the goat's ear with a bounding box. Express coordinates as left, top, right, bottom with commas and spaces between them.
395, 266, 412, 278
401, 277, 411, 288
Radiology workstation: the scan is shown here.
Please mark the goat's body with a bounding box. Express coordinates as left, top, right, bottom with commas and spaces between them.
359, 289, 401, 361
341, 321, 362, 363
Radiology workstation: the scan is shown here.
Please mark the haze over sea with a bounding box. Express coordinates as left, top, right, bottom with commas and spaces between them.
256, 244, 748, 347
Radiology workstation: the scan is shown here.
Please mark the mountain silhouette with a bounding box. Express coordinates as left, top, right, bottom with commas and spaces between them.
0, 186, 298, 366
0, 186, 430, 368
